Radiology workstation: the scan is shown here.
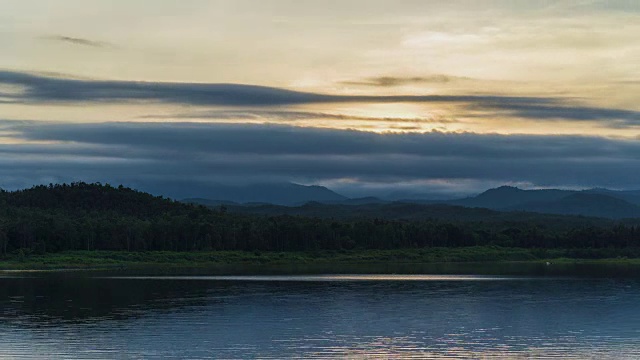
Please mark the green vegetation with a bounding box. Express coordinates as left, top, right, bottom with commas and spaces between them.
1, 183, 640, 270
2, 247, 640, 271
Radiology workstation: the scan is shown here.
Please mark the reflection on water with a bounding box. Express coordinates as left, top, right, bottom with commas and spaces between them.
101, 274, 523, 281
1, 269, 640, 359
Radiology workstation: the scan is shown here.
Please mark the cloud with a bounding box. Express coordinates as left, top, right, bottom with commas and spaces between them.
13, 120, 628, 158
0, 70, 332, 106
2, 70, 639, 127
463, 101, 640, 127
140, 109, 455, 124
41, 35, 113, 48
341, 75, 470, 87
2, 120, 640, 197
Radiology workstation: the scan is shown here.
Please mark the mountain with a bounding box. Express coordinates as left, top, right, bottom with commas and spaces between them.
182, 198, 239, 207
338, 197, 388, 205
183, 184, 640, 219
383, 189, 465, 201
453, 186, 571, 209
182, 183, 346, 206
582, 188, 640, 206
508, 193, 640, 219
2, 182, 637, 255
213, 201, 621, 229
225, 202, 500, 221
450, 186, 640, 219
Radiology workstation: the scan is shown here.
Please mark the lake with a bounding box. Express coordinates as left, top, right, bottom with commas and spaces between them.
1, 266, 640, 359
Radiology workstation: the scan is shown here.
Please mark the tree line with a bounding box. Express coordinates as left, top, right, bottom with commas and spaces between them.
1, 182, 640, 255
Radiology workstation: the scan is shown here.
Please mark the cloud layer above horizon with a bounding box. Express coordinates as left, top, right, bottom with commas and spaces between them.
2, 120, 640, 198
1, 0, 639, 196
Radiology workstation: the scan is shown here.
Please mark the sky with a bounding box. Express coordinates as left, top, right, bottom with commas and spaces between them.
1, 0, 639, 199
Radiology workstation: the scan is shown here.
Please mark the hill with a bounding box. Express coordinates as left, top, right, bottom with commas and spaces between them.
1, 182, 639, 257
182, 184, 640, 218
182, 183, 346, 205
1, 182, 188, 217
453, 186, 571, 209
213, 201, 618, 230
450, 186, 640, 219
583, 188, 640, 206
508, 193, 640, 219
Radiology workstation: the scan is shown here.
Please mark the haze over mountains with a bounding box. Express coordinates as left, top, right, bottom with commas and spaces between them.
185, 184, 640, 219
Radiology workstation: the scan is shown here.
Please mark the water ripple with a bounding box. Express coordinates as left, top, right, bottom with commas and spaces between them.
1, 273, 639, 358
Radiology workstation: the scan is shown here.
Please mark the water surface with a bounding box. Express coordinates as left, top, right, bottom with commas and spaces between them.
1, 269, 640, 358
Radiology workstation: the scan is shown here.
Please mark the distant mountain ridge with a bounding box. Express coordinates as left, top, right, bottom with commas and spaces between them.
185, 184, 640, 219
182, 183, 346, 206
452, 186, 569, 209
453, 186, 640, 219
508, 193, 640, 219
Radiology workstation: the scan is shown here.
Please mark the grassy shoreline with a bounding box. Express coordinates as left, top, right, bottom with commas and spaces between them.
2, 247, 640, 271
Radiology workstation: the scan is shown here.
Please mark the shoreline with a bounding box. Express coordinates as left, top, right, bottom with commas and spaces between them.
2, 247, 640, 272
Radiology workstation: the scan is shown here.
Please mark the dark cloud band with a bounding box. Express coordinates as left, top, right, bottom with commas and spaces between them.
2, 70, 638, 127
0, 69, 542, 106
2, 120, 640, 197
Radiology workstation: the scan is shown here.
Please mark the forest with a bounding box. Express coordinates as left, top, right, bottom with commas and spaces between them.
1, 182, 640, 256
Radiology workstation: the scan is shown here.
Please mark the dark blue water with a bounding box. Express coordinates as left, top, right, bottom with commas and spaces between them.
1, 272, 640, 358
